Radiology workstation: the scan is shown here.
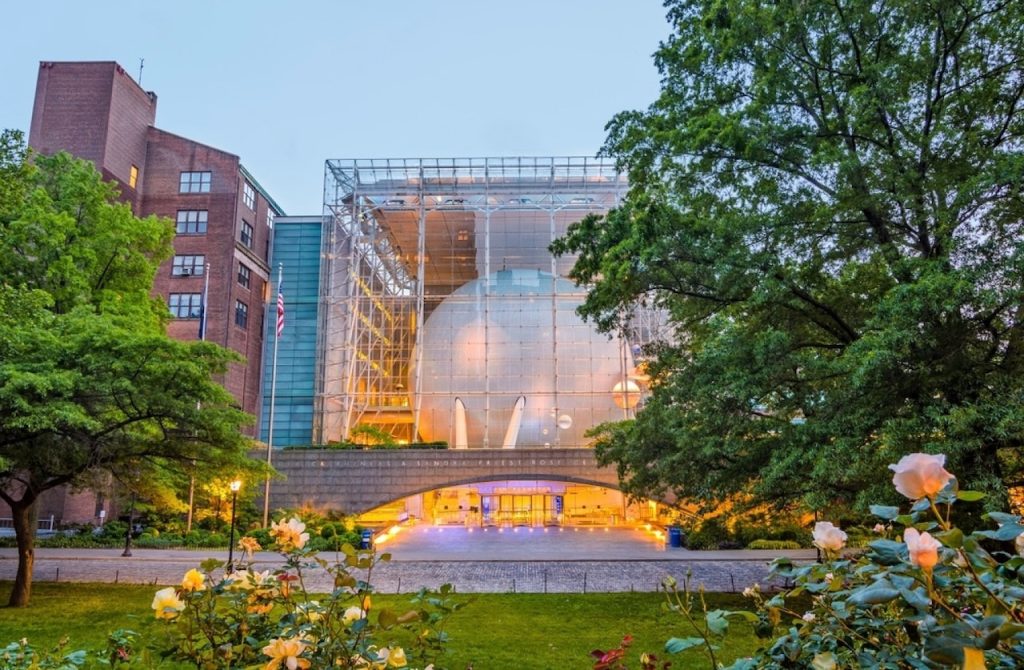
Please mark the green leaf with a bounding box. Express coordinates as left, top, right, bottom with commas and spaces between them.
866, 539, 906, 566
200, 558, 224, 573
935, 528, 964, 549
870, 505, 900, 520
957, 490, 986, 502
377, 608, 398, 629
899, 586, 930, 611
848, 584, 900, 607
665, 637, 706, 654
705, 610, 730, 636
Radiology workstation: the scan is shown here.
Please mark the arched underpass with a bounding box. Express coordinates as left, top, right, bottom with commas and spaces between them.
265, 448, 677, 555
265, 448, 626, 515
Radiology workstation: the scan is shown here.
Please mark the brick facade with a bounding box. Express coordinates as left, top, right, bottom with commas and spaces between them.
143, 128, 273, 425
20, 61, 283, 524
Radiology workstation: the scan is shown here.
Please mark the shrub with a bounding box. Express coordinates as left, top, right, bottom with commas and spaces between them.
745, 539, 802, 550
6, 518, 459, 669
686, 517, 734, 550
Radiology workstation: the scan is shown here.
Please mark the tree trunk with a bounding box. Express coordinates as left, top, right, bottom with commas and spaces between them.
8, 501, 37, 607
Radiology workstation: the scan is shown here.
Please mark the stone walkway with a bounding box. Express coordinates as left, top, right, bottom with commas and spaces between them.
0, 543, 814, 594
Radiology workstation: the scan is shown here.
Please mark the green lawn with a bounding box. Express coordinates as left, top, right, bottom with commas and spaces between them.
0, 583, 764, 669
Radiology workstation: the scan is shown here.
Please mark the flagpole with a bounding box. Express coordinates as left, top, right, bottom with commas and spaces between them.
263, 263, 283, 527
187, 262, 212, 533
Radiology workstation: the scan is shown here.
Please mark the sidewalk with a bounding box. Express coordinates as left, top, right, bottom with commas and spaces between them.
0, 536, 816, 594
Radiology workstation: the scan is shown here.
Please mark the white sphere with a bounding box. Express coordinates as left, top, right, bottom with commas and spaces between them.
413, 269, 631, 448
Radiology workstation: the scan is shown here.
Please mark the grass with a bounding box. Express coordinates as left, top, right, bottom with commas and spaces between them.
0, 583, 765, 669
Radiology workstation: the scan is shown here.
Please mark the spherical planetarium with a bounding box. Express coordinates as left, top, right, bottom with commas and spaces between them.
413, 268, 632, 449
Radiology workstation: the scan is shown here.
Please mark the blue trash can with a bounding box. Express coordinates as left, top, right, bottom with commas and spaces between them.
360, 529, 373, 549
668, 527, 683, 548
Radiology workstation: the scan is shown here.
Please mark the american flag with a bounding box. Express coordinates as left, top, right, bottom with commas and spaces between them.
276, 291, 285, 338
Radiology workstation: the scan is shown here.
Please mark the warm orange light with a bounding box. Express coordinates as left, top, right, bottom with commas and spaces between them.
229, 480, 242, 492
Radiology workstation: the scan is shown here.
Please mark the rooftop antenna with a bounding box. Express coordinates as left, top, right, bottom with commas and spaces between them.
138, 58, 144, 85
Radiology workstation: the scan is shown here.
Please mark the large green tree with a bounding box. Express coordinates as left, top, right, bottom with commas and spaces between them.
0, 131, 254, 606
553, 0, 1024, 513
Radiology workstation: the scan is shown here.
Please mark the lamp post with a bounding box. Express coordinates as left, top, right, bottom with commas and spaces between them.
226, 480, 242, 571
122, 493, 136, 558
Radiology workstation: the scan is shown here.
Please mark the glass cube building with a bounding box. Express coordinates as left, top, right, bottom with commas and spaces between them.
263, 157, 668, 450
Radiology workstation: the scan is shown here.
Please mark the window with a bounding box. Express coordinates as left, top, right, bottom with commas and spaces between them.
240, 221, 254, 248
176, 210, 208, 234
266, 209, 275, 229
172, 255, 205, 277
237, 263, 251, 289
129, 165, 139, 189
243, 181, 256, 210
234, 300, 248, 328
168, 293, 202, 318
179, 171, 211, 193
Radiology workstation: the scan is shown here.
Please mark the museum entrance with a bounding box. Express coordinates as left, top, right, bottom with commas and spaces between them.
357, 480, 662, 528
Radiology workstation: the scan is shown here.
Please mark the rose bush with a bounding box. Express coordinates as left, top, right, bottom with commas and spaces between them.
138, 517, 460, 669
724, 453, 1024, 669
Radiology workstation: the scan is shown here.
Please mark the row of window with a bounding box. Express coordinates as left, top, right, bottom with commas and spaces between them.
171, 256, 253, 289
178, 172, 261, 220
175, 209, 259, 252
168, 293, 250, 330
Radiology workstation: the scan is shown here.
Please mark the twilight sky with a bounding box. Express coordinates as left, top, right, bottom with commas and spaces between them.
0, 1, 668, 214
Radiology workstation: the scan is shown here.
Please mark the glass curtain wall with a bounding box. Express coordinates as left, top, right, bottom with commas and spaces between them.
319, 158, 643, 448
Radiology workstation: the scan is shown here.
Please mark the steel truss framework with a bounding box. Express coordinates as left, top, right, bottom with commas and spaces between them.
317, 157, 669, 447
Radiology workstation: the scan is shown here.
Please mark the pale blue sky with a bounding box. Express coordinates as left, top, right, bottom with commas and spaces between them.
1, 1, 668, 214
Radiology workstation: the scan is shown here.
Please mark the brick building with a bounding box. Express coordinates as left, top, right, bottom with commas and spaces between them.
30, 60, 282, 432
23, 61, 284, 525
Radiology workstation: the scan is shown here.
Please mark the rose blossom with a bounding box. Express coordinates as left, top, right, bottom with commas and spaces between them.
812, 521, 847, 553
889, 453, 954, 500
904, 527, 942, 570
151, 587, 184, 619
270, 517, 310, 551
181, 568, 206, 592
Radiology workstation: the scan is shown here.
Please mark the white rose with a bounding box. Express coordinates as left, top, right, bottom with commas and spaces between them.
812, 521, 847, 552
888, 453, 954, 500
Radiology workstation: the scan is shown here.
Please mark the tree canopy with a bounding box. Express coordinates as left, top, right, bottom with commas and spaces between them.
552, 0, 1024, 513
0, 130, 255, 605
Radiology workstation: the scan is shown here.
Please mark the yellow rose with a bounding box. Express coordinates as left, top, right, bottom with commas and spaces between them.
262, 637, 310, 670
151, 587, 184, 619
385, 647, 407, 668
181, 568, 206, 592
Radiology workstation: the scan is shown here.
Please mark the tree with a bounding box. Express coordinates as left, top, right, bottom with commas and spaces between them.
552, 0, 1024, 514
0, 131, 255, 606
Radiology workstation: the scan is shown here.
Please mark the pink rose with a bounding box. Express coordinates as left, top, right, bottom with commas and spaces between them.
888, 453, 954, 500
904, 527, 942, 570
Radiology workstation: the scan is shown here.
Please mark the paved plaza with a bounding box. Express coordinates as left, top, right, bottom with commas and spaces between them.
0, 528, 816, 593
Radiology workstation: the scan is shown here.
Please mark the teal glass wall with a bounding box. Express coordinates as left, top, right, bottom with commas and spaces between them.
260, 216, 322, 446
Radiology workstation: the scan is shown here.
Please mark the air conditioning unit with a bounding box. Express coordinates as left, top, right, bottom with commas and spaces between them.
179, 267, 193, 276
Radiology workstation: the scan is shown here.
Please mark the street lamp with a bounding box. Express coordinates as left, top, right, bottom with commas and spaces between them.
226, 480, 242, 571
122, 492, 136, 557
